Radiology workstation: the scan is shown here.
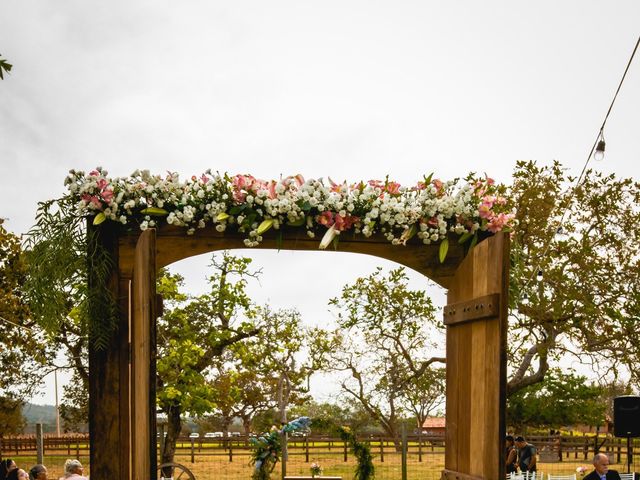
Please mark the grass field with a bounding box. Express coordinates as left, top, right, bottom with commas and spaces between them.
9, 451, 639, 480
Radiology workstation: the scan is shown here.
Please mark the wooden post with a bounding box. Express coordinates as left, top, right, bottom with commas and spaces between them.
190, 438, 195, 463
442, 233, 509, 480
343, 439, 348, 462
131, 229, 158, 480
379, 436, 384, 462
36, 423, 43, 464
401, 424, 407, 480
418, 431, 423, 462
305, 435, 309, 463
89, 225, 129, 480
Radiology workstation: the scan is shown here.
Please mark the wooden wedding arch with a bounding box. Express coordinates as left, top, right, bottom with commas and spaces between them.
88, 225, 509, 480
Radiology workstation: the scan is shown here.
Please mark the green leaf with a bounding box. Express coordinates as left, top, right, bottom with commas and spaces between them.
300, 201, 312, 212
92, 212, 107, 225
286, 217, 305, 227
140, 207, 168, 216
439, 238, 449, 263
229, 205, 245, 215
458, 231, 473, 244
424, 172, 434, 185
469, 232, 478, 251
257, 219, 274, 235
276, 231, 283, 251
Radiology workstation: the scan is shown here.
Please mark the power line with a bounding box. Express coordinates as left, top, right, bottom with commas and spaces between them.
523, 33, 640, 292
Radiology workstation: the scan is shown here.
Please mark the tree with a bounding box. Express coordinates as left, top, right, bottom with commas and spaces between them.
508, 161, 640, 394
0, 221, 52, 402
0, 397, 25, 437
156, 252, 262, 465
506, 369, 606, 431
206, 307, 322, 437
327, 266, 446, 449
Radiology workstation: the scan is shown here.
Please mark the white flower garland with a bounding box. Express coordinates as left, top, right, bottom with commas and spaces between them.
64, 168, 516, 255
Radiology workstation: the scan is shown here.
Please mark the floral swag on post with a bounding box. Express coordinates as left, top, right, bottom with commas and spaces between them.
65, 168, 515, 261
249, 416, 311, 480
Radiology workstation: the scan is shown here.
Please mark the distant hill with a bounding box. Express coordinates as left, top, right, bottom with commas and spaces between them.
22, 403, 57, 433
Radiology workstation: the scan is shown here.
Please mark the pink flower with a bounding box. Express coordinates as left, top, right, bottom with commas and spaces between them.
368, 179, 384, 189
385, 182, 401, 195
200, 174, 210, 184
333, 214, 358, 231
89, 170, 100, 177
487, 212, 514, 233
432, 179, 445, 196
97, 178, 108, 190
101, 189, 114, 203
317, 211, 334, 227
267, 181, 277, 199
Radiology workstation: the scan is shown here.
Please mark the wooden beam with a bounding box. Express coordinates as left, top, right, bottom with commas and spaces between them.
117, 225, 478, 288
442, 294, 500, 326
131, 229, 157, 480
441, 469, 484, 480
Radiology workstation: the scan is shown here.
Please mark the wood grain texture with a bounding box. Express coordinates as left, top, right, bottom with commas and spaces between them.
443, 233, 509, 480
89, 224, 507, 480
88, 225, 129, 480
117, 226, 469, 288
442, 294, 500, 326
131, 229, 157, 480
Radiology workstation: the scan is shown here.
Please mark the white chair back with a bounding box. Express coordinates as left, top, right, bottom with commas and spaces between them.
546, 474, 576, 480
619, 473, 635, 480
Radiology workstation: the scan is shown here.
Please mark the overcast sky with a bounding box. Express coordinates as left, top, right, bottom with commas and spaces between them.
1, 1, 639, 406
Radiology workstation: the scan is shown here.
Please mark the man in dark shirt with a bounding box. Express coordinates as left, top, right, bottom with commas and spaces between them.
583, 453, 622, 480
515, 436, 537, 472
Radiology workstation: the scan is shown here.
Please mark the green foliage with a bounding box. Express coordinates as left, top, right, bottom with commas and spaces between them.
0, 221, 51, 399
337, 426, 375, 480
157, 253, 265, 464
508, 161, 640, 392
327, 266, 445, 447
249, 417, 311, 480
506, 369, 607, 430
0, 54, 11, 80
0, 397, 25, 437
24, 198, 117, 350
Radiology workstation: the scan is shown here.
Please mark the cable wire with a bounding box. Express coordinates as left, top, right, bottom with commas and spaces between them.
523, 33, 640, 292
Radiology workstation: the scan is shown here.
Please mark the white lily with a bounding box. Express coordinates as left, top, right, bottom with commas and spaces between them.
318, 225, 338, 250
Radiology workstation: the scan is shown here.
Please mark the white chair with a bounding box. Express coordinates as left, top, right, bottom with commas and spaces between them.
510, 472, 543, 480
618, 473, 635, 480
546, 475, 576, 480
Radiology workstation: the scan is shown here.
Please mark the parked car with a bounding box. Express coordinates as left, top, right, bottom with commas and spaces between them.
204, 432, 216, 438
189, 432, 200, 438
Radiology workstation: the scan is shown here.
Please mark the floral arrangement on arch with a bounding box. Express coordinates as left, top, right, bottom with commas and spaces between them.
249, 416, 311, 480
64, 168, 515, 260
576, 466, 588, 476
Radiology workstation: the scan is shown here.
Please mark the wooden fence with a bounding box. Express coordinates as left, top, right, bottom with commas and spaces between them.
1, 433, 637, 466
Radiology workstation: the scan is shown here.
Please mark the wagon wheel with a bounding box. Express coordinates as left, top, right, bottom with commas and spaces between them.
158, 462, 196, 480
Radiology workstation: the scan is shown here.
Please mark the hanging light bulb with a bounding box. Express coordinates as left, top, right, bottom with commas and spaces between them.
521, 293, 529, 305
594, 135, 606, 162
536, 269, 544, 282
555, 226, 568, 241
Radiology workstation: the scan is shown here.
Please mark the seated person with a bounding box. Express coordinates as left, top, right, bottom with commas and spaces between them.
59, 460, 87, 480
583, 453, 621, 480
6, 469, 28, 480
1, 459, 17, 480
28, 465, 47, 480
